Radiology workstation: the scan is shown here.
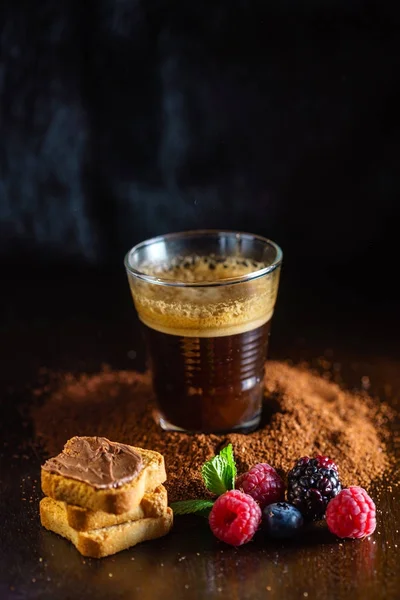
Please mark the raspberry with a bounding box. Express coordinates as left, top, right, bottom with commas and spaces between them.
236, 463, 285, 509
287, 456, 341, 521
326, 486, 376, 539
209, 489, 262, 546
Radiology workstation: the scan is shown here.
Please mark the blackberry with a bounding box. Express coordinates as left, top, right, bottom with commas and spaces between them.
287, 456, 341, 521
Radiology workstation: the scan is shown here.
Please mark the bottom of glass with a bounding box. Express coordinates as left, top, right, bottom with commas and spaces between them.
157, 412, 261, 435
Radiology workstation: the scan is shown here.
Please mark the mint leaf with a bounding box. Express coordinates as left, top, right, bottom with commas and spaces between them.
218, 443, 237, 489
170, 500, 214, 517
201, 443, 237, 496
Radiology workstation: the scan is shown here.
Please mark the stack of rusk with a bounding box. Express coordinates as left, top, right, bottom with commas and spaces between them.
40, 438, 173, 558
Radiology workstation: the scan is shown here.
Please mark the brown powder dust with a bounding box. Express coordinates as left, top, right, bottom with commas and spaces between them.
31, 362, 393, 502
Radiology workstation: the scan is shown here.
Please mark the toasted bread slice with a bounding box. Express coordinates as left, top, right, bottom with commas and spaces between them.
40, 497, 173, 558
41, 447, 166, 514
64, 485, 167, 531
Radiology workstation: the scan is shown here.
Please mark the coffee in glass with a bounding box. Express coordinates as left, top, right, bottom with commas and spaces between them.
125, 231, 282, 433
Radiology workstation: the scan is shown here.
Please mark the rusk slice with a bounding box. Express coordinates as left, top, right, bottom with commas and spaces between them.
40, 497, 173, 558
64, 485, 167, 531
41, 447, 166, 514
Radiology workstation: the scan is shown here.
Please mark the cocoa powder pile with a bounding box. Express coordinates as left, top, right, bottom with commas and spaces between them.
31, 362, 393, 502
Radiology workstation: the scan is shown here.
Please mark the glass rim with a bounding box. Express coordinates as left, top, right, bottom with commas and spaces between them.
124, 229, 283, 288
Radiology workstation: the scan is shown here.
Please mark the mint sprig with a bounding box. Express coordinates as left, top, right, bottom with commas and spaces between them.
170, 499, 214, 518
201, 443, 237, 496
169, 444, 237, 517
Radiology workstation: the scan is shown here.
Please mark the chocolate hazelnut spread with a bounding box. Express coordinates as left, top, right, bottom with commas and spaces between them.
42, 436, 143, 489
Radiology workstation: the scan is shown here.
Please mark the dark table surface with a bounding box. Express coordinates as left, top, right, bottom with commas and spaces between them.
1, 271, 399, 600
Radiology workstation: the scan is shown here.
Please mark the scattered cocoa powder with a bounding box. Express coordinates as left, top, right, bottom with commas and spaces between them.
30, 361, 394, 502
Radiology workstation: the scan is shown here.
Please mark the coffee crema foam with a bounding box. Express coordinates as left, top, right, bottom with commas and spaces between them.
139, 255, 267, 282
128, 255, 280, 337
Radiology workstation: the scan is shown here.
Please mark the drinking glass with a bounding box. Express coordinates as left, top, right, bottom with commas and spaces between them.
125, 230, 282, 433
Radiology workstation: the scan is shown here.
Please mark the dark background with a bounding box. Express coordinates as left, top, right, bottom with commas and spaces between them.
1, 0, 400, 314
1, 6, 400, 599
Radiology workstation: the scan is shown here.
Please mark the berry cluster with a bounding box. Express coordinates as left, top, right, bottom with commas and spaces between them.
209, 455, 376, 546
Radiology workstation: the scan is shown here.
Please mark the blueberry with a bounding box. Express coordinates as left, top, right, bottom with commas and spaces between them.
262, 502, 304, 539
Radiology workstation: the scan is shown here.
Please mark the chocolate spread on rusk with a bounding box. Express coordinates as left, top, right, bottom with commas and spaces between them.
42, 436, 143, 489
129, 255, 280, 433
